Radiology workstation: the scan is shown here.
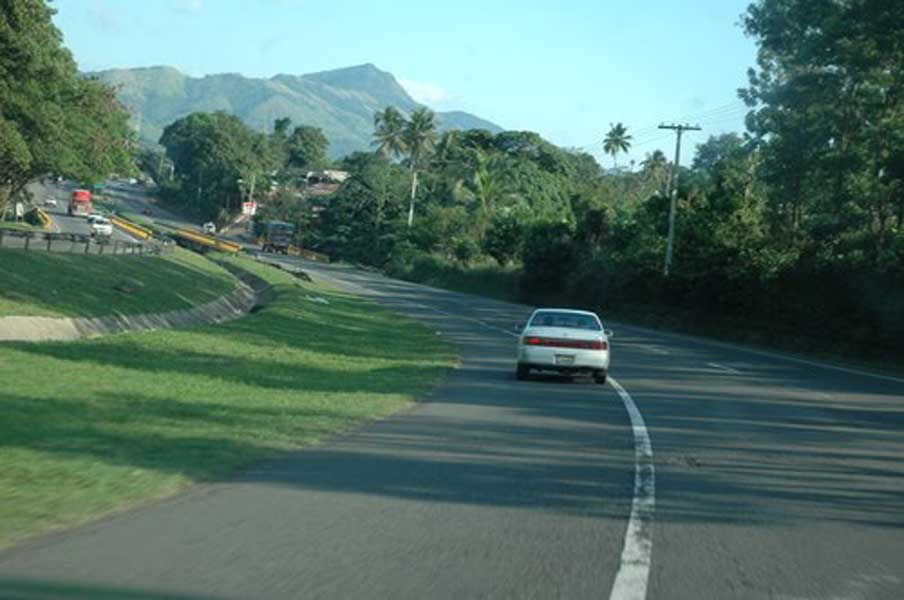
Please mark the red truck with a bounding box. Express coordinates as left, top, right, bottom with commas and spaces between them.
68, 189, 92, 217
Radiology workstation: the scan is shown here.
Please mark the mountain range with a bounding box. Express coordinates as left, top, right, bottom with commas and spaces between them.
91, 64, 503, 158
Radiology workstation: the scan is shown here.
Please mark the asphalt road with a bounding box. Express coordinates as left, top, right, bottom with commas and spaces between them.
101, 181, 198, 233
36, 183, 133, 242
2, 259, 903, 599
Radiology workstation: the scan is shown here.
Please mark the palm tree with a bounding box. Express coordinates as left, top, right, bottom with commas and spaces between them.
372, 106, 407, 159
641, 149, 669, 193
602, 122, 632, 169
402, 107, 438, 228
468, 150, 506, 239
641, 149, 667, 171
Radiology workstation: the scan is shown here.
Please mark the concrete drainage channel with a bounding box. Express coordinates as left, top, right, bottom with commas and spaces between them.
0, 274, 260, 344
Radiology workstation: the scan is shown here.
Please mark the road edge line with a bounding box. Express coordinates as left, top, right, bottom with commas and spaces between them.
608, 376, 655, 600
294, 260, 658, 599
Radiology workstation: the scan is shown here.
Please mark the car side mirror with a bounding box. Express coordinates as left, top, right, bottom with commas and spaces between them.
604, 329, 614, 338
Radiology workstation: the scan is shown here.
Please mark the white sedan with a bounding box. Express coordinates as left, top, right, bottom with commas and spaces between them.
516, 308, 612, 384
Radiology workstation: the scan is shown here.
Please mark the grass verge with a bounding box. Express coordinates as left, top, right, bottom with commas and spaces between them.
0, 222, 42, 233
0, 255, 456, 547
0, 247, 237, 318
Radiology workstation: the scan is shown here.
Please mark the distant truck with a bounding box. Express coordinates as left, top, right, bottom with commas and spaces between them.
260, 221, 295, 254
68, 189, 92, 217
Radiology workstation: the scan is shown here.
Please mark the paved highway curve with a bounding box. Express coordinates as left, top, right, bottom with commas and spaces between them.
1, 259, 902, 599
38, 184, 133, 242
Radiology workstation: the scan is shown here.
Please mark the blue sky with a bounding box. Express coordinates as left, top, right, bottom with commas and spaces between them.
52, 0, 758, 167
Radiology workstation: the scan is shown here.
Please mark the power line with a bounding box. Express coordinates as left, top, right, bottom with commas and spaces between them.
583, 100, 746, 153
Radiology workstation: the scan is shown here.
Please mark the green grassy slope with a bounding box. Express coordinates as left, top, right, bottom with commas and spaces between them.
0, 256, 456, 546
0, 248, 237, 318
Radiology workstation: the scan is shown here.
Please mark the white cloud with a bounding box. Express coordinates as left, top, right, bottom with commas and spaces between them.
174, 0, 205, 13
87, 0, 122, 32
399, 77, 453, 106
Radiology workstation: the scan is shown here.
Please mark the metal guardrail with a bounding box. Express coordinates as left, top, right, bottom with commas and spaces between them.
0, 229, 169, 256
111, 215, 154, 240
172, 229, 243, 254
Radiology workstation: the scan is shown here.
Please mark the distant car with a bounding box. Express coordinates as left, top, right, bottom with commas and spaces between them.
43, 197, 57, 207
128, 178, 138, 185
89, 216, 114, 238
515, 309, 612, 383
202, 222, 217, 235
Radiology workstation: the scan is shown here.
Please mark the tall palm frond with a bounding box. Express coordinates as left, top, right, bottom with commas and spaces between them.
603, 122, 633, 169
402, 107, 438, 227
372, 106, 407, 159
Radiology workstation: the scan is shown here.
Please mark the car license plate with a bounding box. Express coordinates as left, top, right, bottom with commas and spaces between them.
555, 355, 575, 366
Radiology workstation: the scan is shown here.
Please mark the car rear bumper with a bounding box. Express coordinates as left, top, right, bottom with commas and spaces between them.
518, 347, 609, 371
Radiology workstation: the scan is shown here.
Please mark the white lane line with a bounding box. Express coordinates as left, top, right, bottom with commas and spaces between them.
707, 362, 741, 375
614, 322, 904, 385
607, 377, 655, 600
300, 261, 656, 600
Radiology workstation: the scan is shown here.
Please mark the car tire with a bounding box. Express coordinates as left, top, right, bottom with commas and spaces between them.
594, 370, 608, 385
516, 363, 530, 381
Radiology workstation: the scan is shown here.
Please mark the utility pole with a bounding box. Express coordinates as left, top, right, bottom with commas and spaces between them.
659, 123, 701, 276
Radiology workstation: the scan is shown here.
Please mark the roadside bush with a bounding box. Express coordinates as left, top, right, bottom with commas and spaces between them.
520, 221, 576, 298
482, 212, 525, 266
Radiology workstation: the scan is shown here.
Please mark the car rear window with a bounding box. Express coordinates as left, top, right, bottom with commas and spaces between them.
529, 311, 601, 331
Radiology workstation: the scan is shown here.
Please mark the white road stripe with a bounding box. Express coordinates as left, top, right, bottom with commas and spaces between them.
707, 362, 741, 375
615, 322, 904, 385
607, 377, 655, 600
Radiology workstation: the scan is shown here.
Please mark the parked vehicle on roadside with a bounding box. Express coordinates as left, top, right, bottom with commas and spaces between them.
515, 309, 613, 383
202, 222, 217, 235
44, 197, 57, 207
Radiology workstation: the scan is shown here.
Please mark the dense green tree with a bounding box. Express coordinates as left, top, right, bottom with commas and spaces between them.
286, 125, 328, 171
482, 211, 525, 266
159, 111, 274, 221
0, 0, 133, 215
521, 221, 577, 296
742, 0, 904, 258
602, 123, 632, 169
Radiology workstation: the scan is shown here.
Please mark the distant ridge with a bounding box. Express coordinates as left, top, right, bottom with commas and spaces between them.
91, 63, 504, 158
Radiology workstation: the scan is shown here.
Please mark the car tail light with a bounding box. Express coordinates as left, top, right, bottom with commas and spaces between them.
523, 337, 607, 350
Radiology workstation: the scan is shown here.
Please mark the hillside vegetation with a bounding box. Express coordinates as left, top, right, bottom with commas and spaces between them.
289, 0, 903, 364
93, 64, 502, 157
